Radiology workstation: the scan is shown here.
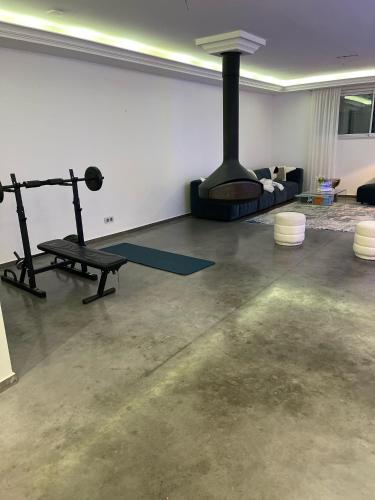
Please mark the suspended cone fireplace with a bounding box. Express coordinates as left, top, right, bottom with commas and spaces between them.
195, 31, 266, 201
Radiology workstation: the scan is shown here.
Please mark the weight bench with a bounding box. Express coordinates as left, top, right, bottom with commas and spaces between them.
38, 239, 127, 304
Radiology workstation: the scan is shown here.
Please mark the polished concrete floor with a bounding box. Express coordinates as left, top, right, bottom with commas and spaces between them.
1, 216, 375, 500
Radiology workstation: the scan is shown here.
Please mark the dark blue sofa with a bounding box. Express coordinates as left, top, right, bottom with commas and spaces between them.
190, 167, 304, 221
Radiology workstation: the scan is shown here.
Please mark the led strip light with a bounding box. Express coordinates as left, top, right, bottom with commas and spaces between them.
1, 8, 375, 89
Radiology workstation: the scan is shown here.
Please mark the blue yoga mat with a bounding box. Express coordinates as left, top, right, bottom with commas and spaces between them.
102, 242, 215, 275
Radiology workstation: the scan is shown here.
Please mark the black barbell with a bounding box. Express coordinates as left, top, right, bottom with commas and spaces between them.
0, 166, 103, 203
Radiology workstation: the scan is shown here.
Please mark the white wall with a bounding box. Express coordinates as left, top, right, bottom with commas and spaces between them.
240, 91, 274, 169
0, 304, 14, 385
271, 91, 311, 171
0, 47, 274, 263
337, 138, 375, 194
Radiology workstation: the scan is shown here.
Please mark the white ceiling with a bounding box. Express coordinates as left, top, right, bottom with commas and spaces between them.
1, 0, 375, 81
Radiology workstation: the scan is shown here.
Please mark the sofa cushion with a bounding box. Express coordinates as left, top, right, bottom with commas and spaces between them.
280, 181, 299, 200
238, 200, 258, 217
258, 191, 274, 210
196, 202, 240, 221
286, 168, 304, 193
254, 168, 272, 180
273, 186, 288, 205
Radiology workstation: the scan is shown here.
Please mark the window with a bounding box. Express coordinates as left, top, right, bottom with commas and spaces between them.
338, 91, 375, 135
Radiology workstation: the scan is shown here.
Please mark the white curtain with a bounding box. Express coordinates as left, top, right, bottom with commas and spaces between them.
306, 87, 341, 190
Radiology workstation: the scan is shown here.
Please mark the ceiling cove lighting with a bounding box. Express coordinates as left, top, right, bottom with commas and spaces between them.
0, 9, 246, 79
0, 9, 286, 86
2, 8, 375, 88
284, 69, 375, 87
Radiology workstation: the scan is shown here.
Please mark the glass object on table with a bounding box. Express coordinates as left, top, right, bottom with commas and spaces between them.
295, 188, 347, 206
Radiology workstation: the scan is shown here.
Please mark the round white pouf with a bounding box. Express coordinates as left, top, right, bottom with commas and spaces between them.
274, 212, 306, 246
353, 221, 375, 260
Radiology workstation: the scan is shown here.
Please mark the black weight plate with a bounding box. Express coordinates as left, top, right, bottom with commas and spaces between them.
85, 166, 103, 191
0, 182, 4, 203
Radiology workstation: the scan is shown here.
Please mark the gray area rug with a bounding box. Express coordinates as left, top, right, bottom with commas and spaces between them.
247, 201, 375, 232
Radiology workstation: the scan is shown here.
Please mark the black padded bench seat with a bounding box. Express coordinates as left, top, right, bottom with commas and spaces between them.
38, 239, 127, 270
38, 239, 127, 303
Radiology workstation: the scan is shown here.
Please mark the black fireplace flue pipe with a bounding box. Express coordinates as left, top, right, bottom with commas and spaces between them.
223, 52, 240, 163
198, 51, 262, 201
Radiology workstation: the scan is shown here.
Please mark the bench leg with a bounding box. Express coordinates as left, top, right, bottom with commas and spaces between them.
82, 270, 116, 304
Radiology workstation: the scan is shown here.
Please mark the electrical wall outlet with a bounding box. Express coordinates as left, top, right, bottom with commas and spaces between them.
104, 216, 114, 224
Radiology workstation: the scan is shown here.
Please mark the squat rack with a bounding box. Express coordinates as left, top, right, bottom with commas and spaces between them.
0, 167, 104, 298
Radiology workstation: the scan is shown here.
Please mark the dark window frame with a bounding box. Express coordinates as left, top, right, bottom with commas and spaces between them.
338, 90, 375, 137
